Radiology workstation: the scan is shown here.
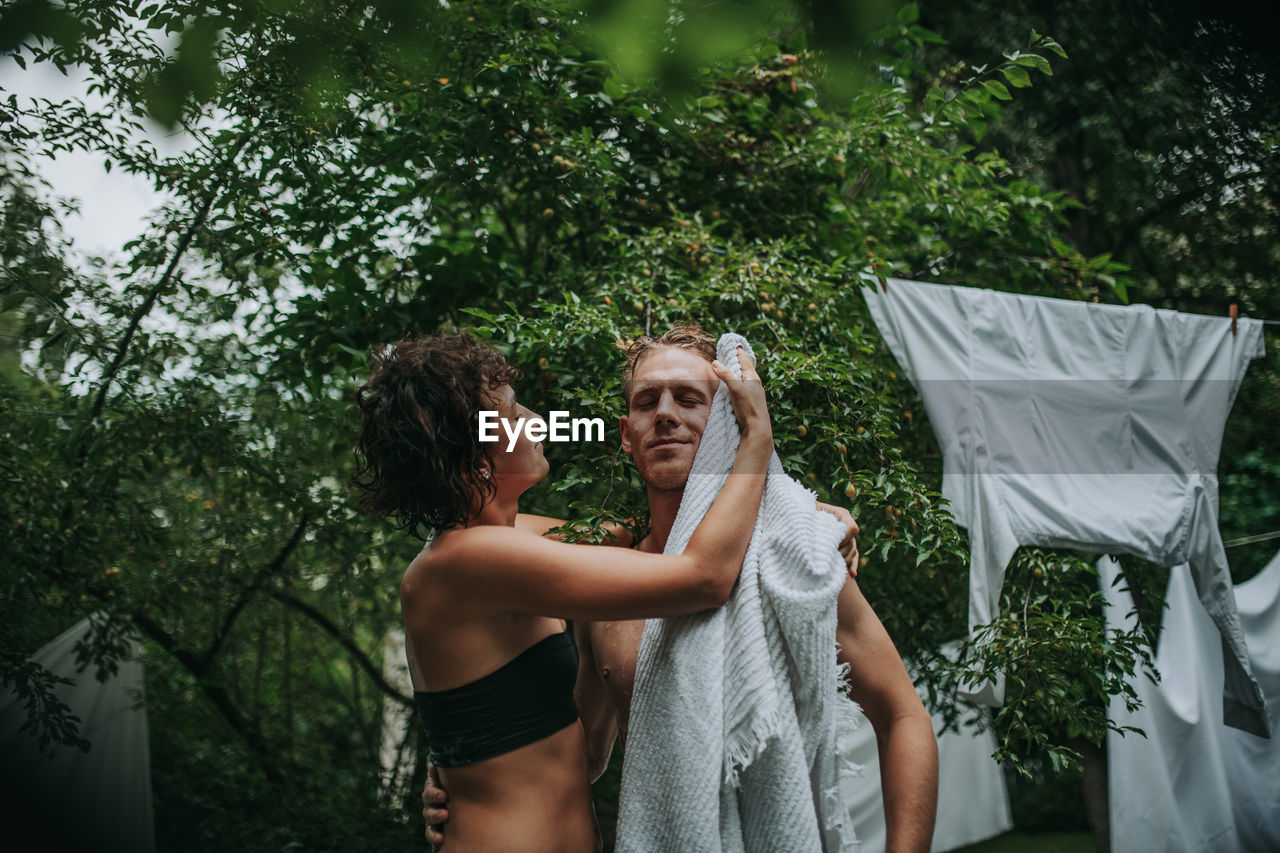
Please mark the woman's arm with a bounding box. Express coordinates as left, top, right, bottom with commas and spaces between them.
411, 528, 720, 619
410, 351, 771, 621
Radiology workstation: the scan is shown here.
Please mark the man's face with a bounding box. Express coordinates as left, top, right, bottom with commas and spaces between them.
619, 347, 719, 493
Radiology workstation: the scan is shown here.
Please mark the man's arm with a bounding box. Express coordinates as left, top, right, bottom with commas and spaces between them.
836, 576, 939, 853
573, 621, 619, 783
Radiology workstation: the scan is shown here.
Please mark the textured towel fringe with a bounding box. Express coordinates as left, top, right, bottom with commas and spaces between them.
723, 700, 786, 787
834, 646, 866, 776
829, 692, 865, 848
822, 784, 861, 851
836, 695, 867, 779
835, 655, 854, 699
724, 658, 866, 790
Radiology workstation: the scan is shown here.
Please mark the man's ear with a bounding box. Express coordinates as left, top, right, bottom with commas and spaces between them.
619, 414, 633, 454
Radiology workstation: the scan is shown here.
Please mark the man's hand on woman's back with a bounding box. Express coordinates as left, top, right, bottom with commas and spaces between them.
421, 763, 448, 848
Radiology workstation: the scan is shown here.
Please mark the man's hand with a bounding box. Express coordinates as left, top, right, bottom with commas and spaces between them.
421, 763, 449, 848
816, 500, 860, 577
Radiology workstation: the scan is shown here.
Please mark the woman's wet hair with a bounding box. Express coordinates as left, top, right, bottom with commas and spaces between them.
352, 333, 520, 537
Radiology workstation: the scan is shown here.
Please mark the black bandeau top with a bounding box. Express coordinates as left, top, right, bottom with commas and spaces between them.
414, 629, 579, 768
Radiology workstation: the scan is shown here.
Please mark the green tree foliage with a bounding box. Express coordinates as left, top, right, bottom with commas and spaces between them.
2, 0, 1235, 846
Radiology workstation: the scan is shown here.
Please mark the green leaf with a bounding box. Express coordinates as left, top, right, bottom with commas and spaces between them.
459, 306, 497, 322
897, 3, 920, 25
1001, 66, 1032, 88
908, 25, 946, 45
983, 80, 1012, 100
1014, 54, 1053, 75
2, 290, 27, 312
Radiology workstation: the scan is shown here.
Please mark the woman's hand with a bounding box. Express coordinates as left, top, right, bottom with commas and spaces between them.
711, 347, 771, 446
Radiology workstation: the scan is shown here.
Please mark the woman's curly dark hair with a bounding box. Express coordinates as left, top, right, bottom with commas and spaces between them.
351, 333, 520, 537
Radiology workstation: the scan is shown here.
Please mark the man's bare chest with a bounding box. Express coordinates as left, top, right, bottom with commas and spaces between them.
586, 619, 644, 730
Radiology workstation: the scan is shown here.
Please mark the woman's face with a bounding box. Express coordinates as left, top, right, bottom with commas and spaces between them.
485, 384, 550, 492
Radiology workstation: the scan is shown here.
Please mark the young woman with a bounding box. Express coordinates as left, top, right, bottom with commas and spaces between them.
351, 333, 772, 852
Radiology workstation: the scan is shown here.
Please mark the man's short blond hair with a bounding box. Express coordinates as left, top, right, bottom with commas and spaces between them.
620, 325, 716, 403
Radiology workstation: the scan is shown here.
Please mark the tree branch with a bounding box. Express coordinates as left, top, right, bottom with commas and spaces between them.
54, 131, 258, 580
200, 513, 311, 671
131, 610, 284, 784
490, 198, 529, 272
81, 130, 254, 438
263, 587, 412, 709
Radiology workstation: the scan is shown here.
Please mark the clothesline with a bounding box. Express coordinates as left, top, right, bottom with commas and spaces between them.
1224, 530, 1280, 548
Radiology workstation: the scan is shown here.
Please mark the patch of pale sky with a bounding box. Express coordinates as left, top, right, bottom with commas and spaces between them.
3, 35, 465, 397
0, 53, 193, 259
0, 46, 301, 390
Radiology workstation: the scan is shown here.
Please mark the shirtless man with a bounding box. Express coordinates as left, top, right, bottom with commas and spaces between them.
425, 327, 939, 851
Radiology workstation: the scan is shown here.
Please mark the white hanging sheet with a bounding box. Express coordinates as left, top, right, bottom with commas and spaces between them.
863, 278, 1269, 736
1101, 551, 1280, 852
0, 618, 156, 853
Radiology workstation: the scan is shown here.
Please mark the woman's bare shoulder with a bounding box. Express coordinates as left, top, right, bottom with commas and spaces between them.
403, 527, 543, 589
402, 527, 553, 622
436, 524, 546, 556
400, 543, 439, 606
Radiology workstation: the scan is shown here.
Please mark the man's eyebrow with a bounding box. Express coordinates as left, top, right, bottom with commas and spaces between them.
630, 379, 710, 397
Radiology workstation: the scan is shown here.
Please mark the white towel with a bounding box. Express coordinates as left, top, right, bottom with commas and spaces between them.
616, 333, 862, 852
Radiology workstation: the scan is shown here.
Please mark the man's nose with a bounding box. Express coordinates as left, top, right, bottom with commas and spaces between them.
654, 390, 680, 424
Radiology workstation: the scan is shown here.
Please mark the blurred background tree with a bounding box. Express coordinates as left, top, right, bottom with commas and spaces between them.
2, 0, 1273, 849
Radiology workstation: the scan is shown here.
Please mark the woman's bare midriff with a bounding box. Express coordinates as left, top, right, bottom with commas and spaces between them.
434, 721, 597, 852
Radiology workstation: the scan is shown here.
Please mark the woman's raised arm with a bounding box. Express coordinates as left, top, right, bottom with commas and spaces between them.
408, 350, 772, 621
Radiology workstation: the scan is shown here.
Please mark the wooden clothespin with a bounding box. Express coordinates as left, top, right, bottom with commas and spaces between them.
1229, 303, 1238, 336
